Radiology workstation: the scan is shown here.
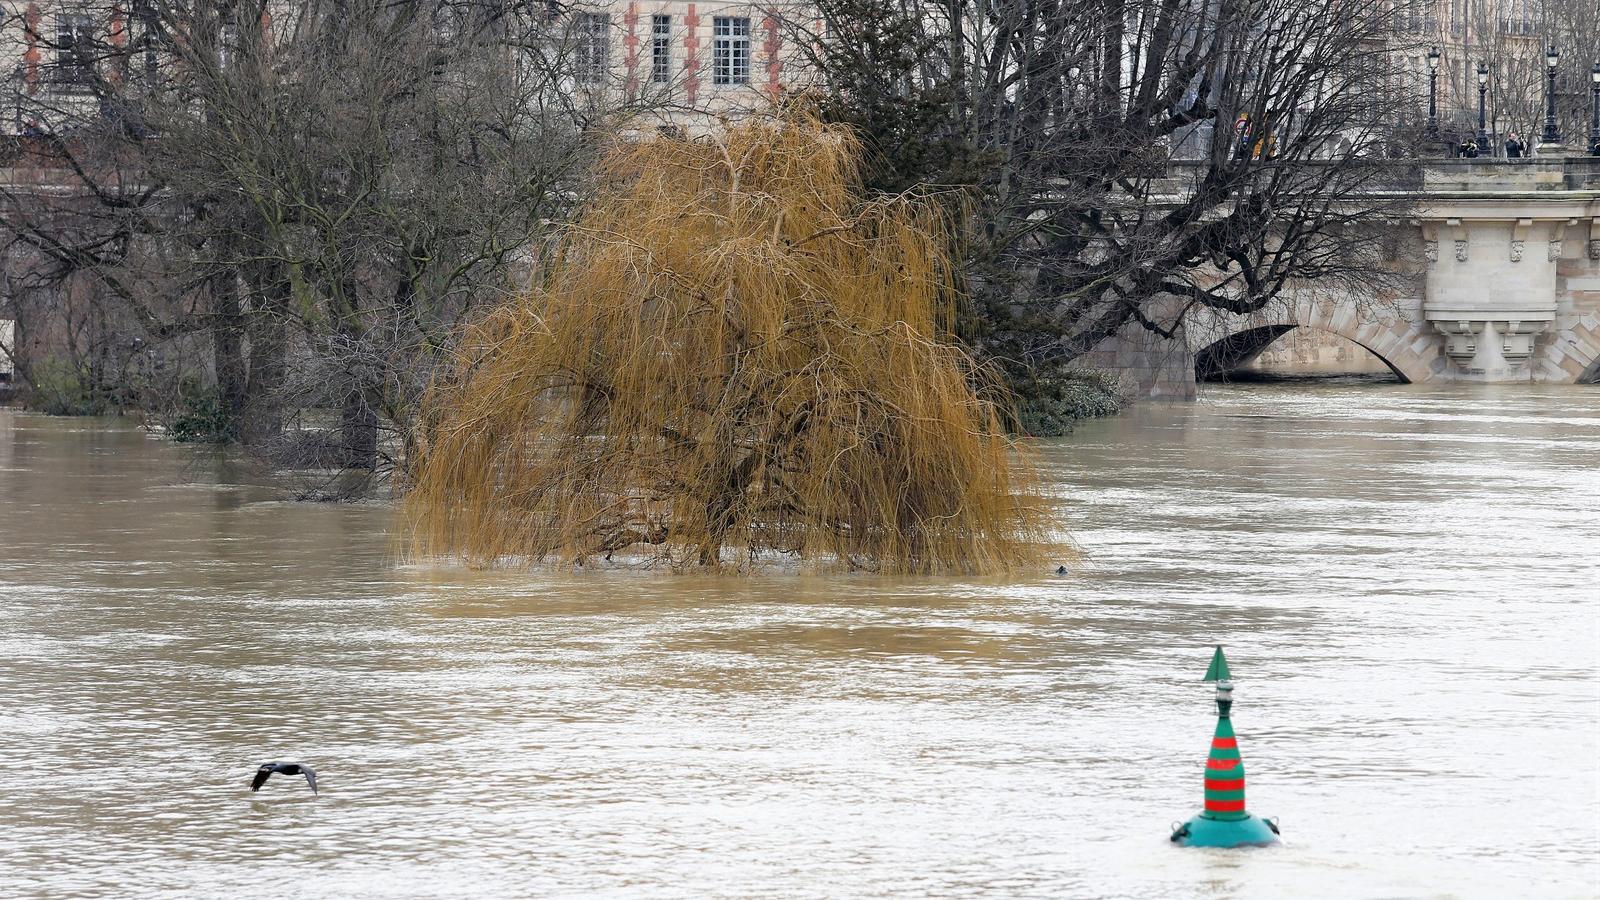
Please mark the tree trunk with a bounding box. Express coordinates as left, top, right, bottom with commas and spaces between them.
240, 267, 287, 446
340, 388, 378, 470
335, 275, 377, 470
212, 269, 246, 437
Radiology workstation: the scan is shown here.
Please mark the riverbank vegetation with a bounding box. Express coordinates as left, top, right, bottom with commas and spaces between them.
406, 117, 1051, 573
1006, 366, 1126, 439
0, 0, 1441, 496
1, 0, 603, 496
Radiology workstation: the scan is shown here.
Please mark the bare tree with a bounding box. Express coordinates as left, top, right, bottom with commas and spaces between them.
0, 0, 628, 495
1482, 6, 1544, 149
800, 0, 1416, 409
1425, 0, 1598, 153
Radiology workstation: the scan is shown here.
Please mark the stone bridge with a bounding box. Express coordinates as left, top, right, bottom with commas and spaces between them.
1089, 157, 1600, 398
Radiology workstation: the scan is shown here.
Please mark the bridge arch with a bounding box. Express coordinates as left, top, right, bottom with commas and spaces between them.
1577, 349, 1600, 385
1189, 303, 1441, 384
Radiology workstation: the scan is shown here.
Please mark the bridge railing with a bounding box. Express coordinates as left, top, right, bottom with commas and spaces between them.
1407, 157, 1600, 193
1161, 156, 1600, 196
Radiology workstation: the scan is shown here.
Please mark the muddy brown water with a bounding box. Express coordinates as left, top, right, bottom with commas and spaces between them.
1, 381, 1596, 898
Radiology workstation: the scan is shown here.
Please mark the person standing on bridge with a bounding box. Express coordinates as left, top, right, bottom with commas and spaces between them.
1461, 139, 1480, 158
1505, 133, 1525, 158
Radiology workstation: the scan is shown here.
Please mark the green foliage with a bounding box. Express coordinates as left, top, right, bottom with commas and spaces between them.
1006, 364, 1125, 438
24, 358, 118, 417
805, 0, 991, 197
804, 0, 1110, 418
164, 377, 234, 443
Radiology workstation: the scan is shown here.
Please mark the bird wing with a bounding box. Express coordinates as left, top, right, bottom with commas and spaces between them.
302, 766, 317, 795
251, 767, 272, 792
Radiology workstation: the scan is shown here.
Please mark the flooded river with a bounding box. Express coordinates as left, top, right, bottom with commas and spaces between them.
1, 382, 1596, 898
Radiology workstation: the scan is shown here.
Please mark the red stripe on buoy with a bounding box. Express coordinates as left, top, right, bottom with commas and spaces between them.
1204, 778, 1245, 791
1210, 737, 1237, 749
1206, 758, 1241, 769
1204, 799, 1246, 812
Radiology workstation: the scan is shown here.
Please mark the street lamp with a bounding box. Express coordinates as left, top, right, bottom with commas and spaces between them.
1426, 47, 1440, 138
1590, 62, 1599, 156
1477, 63, 1490, 153
1542, 45, 1561, 145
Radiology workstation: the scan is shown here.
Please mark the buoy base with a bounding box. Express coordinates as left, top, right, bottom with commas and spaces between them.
1170, 813, 1280, 848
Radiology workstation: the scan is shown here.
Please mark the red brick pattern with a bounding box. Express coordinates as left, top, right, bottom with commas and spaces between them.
682, 4, 700, 104
23, 3, 41, 92
761, 13, 781, 99
622, 2, 640, 94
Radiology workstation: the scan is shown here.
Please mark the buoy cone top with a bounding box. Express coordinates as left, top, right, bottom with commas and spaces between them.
1203, 645, 1231, 682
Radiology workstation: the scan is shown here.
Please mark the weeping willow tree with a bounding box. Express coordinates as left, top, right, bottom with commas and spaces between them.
404, 115, 1053, 573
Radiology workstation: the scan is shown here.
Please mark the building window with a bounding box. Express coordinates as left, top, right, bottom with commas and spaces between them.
54, 13, 96, 88
651, 15, 671, 84
712, 16, 749, 85
575, 12, 609, 85
1393, 1, 1422, 34
1497, 0, 1535, 35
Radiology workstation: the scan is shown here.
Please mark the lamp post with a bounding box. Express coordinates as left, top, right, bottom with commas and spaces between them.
1477, 63, 1490, 153
1590, 62, 1599, 156
1542, 45, 1561, 145
1426, 47, 1440, 138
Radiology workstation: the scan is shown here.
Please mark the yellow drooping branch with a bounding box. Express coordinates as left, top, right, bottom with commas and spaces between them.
404, 113, 1055, 573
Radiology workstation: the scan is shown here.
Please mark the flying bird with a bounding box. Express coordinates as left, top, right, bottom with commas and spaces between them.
251, 761, 318, 795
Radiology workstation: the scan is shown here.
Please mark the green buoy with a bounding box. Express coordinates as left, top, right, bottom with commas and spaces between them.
1170, 646, 1281, 848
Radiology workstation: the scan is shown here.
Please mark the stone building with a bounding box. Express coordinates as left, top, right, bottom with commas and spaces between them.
0, 2, 810, 135
570, 2, 806, 119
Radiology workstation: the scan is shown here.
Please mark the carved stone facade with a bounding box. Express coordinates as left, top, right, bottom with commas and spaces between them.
1415, 177, 1596, 381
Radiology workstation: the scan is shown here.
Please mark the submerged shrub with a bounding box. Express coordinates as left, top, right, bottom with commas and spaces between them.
1009, 365, 1125, 438
405, 113, 1056, 574
163, 377, 234, 443
24, 358, 118, 417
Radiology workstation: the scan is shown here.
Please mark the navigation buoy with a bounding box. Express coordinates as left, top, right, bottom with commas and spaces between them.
1169, 646, 1280, 848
